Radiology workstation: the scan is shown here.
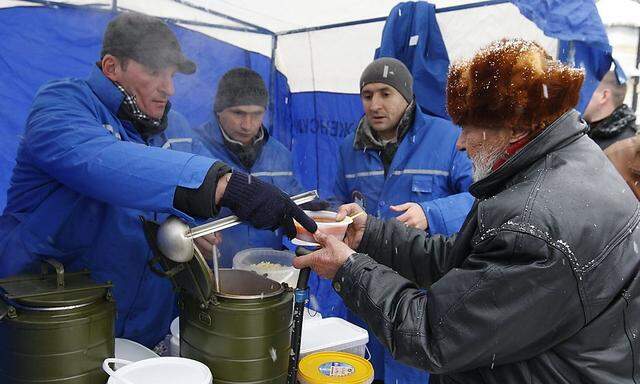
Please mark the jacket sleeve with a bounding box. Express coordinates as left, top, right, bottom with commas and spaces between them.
340, 221, 583, 374
25, 82, 218, 221
419, 147, 475, 235
330, 145, 351, 205
356, 216, 458, 286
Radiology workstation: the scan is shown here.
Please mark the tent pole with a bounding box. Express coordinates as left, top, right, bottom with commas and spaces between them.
269, 34, 278, 133
633, 27, 640, 112
171, 0, 274, 35
111, 0, 116, 12
276, 0, 509, 36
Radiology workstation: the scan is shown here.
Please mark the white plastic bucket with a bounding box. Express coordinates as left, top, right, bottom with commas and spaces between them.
103, 357, 212, 384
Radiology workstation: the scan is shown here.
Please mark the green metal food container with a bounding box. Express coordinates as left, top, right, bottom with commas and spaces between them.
158, 246, 293, 384
0, 259, 115, 384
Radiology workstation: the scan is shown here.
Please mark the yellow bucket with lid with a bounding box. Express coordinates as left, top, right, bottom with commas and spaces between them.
298, 351, 374, 384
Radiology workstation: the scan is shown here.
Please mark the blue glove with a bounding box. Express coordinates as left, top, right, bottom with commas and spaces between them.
220, 172, 317, 238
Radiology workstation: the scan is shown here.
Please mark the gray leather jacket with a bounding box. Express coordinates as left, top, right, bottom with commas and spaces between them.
333, 110, 640, 383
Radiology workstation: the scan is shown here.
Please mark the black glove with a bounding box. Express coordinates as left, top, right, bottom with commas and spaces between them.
299, 199, 330, 212
220, 172, 317, 238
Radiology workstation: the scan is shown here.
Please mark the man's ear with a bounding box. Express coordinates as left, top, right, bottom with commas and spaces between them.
101, 54, 120, 82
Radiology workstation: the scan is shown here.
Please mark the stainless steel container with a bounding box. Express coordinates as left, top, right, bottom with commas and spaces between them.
0, 259, 115, 384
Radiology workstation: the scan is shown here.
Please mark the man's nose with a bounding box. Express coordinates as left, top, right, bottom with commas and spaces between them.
159, 75, 175, 97
369, 94, 383, 111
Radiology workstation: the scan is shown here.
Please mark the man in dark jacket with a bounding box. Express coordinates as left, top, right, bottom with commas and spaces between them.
294, 39, 640, 383
584, 71, 637, 149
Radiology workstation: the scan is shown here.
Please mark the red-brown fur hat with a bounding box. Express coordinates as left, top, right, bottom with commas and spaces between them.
447, 39, 584, 132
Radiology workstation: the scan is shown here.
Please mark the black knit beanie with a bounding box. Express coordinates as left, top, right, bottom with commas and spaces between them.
214, 68, 269, 113
360, 57, 413, 103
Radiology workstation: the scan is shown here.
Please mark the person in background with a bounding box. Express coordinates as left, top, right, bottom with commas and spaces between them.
295, 39, 640, 384
320, 57, 474, 383
0, 13, 315, 349
583, 71, 637, 149
186, 68, 325, 266
604, 135, 640, 199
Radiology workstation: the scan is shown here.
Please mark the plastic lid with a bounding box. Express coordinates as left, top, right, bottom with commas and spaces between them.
300, 317, 369, 356
298, 351, 373, 384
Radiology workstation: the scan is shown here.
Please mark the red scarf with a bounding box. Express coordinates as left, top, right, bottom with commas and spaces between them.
491, 136, 531, 171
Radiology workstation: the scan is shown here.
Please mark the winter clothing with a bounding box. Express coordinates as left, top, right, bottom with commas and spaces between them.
221, 172, 314, 239
189, 119, 304, 266
219, 122, 266, 169
588, 104, 638, 149
447, 39, 584, 132
112, 80, 166, 139
101, 13, 195, 74
605, 134, 640, 199
213, 68, 269, 112
336, 106, 474, 235
354, 100, 416, 176
0, 66, 218, 347
359, 57, 413, 103
333, 110, 640, 383
314, 105, 473, 382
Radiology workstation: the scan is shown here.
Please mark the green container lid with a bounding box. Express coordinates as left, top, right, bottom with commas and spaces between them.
0, 259, 112, 309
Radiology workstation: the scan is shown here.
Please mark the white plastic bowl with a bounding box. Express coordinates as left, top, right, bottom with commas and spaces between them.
104, 357, 212, 384
233, 248, 300, 287
294, 210, 353, 243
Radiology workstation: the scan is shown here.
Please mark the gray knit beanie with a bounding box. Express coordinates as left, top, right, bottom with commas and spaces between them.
359, 57, 413, 103
214, 68, 268, 113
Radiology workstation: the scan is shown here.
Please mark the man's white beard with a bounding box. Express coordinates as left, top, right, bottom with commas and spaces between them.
471, 142, 509, 182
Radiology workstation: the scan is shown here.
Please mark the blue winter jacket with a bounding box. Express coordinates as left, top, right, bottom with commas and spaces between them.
0, 66, 218, 348
187, 119, 304, 267
311, 106, 474, 383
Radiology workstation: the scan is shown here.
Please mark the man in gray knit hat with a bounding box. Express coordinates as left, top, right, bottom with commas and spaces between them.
187, 67, 311, 266
321, 57, 474, 383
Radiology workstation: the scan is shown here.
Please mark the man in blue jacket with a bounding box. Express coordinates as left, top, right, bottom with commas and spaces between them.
189, 68, 307, 266
317, 57, 474, 383
0, 13, 315, 348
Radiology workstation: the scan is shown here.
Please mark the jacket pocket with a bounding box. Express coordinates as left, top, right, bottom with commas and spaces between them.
411, 175, 433, 201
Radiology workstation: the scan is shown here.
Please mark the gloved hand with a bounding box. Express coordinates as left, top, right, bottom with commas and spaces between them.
299, 199, 331, 212
220, 172, 317, 238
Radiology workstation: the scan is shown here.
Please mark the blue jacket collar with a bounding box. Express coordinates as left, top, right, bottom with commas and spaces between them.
86, 65, 125, 116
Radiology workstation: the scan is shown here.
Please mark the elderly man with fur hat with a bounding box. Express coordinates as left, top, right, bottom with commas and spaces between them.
294, 39, 640, 383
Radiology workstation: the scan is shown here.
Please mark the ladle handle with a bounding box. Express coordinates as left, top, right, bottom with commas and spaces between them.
187, 190, 319, 240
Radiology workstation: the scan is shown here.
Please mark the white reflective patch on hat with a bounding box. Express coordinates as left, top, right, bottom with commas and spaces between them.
383, 65, 389, 78
409, 35, 419, 46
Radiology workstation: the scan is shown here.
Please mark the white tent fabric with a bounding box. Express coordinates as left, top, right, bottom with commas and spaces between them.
4, 0, 557, 93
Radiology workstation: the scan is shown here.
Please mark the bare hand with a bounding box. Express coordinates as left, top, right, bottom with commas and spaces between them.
390, 202, 428, 230
194, 232, 223, 260
292, 231, 355, 280
335, 203, 367, 249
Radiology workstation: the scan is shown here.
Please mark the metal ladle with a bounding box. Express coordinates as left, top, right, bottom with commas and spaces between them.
156, 190, 319, 263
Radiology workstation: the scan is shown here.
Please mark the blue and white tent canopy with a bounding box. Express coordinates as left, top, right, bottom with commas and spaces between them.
0, 1, 610, 209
